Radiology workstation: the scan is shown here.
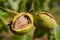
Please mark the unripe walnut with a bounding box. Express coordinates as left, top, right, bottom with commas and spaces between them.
35, 11, 57, 29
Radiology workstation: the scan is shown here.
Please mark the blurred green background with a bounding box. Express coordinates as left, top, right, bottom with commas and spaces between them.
0, 0, 60, 40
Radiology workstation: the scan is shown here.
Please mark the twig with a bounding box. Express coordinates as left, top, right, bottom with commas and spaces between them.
0, 7, 18, 15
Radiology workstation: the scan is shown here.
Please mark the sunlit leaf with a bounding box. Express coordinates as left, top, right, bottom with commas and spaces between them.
54, 24, 60, 40
43, 0, 50, 11
22, 34, 31, 40
0, 9, 11, 32
12, 34, 21, 40
8, 0, 22, 11
0, 10, 11, 25
0, 19, 9, 32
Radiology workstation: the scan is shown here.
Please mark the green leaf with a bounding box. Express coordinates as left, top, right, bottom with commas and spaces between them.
0, 20, 3, 28
0, 35, 3, 40
2, 25, 9, 32
12, 34, 21, 40
43, 0, 50, 11
0, 10, 11, 32
0, 10, 11, 25
22, 34, 31, 40
0, 19, 5, 32
0, 14, 10, 32
0, 19, 9, 32
0, 0, 5, 2
35, 0, 45, 11
0, 10, 10, 19
54, 24, 60, 40
8, 0, 22, 11
19, 0, 28, 12
12, 34, 31, 40
33, 28, 46, 38
26, 0, 33, 11
48, 29, 55, 40
19, 0, 33, 12
0, 28, 3, 33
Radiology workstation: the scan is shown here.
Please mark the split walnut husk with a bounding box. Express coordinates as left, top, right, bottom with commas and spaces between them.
10, 12, 33, 34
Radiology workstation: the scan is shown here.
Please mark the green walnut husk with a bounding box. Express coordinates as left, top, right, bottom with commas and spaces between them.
10, 12, 33, 34
34, 11, 57, 29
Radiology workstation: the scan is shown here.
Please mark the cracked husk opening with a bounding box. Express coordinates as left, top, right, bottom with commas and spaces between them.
13, 14, 31, 30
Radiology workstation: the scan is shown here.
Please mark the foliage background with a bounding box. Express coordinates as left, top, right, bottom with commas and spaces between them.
0, 0, 60, 40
